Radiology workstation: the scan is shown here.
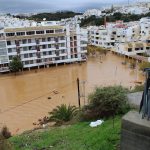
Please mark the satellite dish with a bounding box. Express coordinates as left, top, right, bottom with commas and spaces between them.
43, 18, 46, 21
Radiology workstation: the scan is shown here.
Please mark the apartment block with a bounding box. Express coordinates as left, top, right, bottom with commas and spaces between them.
0, 24, 87, 72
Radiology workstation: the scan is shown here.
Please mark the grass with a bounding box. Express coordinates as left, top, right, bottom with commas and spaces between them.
9, 116, 121, 150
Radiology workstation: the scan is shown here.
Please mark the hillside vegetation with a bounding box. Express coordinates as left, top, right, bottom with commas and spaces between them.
80, 12, 150, 27
14, 11, 82, 21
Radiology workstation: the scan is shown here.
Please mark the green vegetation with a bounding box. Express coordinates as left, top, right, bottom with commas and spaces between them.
49, 104, 78, 125
10, 116, 121, 150
139, 62, 150, 71
9, 56, 23, 75
131, 84, 144, 93
80, 12, 150, 27
14, 11, 82, 21
81, 86, 129, 121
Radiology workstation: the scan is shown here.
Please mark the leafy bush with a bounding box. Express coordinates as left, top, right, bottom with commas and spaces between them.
49, 104, 78, 125
139, 62, 150, 71
131, 84, 144, 93
1, 126, 12, 139
81, 86, 129, 121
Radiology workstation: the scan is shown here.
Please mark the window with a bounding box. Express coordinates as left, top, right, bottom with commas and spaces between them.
55, 44, 59, 49
7, 41, 11, 45
36, 31, 44, 34
28, 39, 31, 43
30, 60, 33, 64
47, 37, 51, 41
8, 48, 12, 53
43, 52, 47, 56
74, 36, 77, 40
36, 39, 40, 44
24, 54, 28, 58
29, 53, 33, 57
16, 32, 25, 36
70, 37, 73, 41
22, 39, 27, 44
26, 31, 35, 35
141, 47, 143, 50
128, 48, 132, 52
60, 36, 65, 40
42, 45, 46, 49
146, 47, 150, 50
6, 33, 15, 37
55, 29, 63, 33
48, 44, 51, 48
42, 38, 46, 42
46, 30, 54, 33
25, 61, 29, 65
23, 47, 28, 51
9, 56, 13, 60
48, 51, 52, 55
55, 38, 59, 42
135, 48, 139, 51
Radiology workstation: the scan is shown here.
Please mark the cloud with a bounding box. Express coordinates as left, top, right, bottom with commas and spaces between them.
0, 0, 142, 13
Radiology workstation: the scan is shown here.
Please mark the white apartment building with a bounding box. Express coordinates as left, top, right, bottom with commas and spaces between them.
88, 21, 128, 48
115, 42, 149, 56
88, 18, 150, 57
83, 9, 102, 17
0, 24, 87, 72
140, 17, 150, 41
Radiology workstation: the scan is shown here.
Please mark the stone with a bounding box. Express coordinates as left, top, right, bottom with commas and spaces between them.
120, 111, 150, 150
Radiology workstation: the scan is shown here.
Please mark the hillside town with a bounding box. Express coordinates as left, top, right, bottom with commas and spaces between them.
0, 1, 150, 73
1, 1, 150, 150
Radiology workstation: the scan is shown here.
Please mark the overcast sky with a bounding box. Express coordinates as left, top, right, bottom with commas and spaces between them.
0, 0, 149, 13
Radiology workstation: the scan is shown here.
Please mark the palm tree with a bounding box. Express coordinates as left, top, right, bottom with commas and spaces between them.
49, 104, 78, 125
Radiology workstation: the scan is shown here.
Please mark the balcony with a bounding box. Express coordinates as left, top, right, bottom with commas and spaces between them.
0, 67, 9, 72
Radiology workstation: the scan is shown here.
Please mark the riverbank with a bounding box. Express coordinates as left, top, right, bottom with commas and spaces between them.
9, 116, 121, 150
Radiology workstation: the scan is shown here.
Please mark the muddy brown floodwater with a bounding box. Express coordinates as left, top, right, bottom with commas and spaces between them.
0, 52, 144, 134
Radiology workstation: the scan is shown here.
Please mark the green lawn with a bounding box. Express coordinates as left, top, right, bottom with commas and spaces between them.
10, 117, 121, 150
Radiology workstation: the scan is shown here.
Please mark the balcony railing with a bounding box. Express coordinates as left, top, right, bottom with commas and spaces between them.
0, 67, 9, 72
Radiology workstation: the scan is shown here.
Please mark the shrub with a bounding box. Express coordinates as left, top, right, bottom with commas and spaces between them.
139, 62, 150, 71
1, 126, 11, 139
81, 86, 129, 121
131, 84, 144, 93
49, 104, 78, 125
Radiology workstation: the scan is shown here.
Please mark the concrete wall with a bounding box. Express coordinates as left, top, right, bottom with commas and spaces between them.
120, 111, 150, 150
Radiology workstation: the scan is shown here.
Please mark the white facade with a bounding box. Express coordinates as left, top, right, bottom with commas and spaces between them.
83, 9, 102, 17
0, 24, 87, 72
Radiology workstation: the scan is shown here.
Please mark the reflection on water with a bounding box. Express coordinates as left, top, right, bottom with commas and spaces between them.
0, 52, 144, 134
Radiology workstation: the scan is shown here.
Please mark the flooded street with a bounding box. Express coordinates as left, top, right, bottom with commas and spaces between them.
0, 52, 144, 134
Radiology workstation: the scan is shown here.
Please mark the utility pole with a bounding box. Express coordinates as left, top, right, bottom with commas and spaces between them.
77, 78, 81, 108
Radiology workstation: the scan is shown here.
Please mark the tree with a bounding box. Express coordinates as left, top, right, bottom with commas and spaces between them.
49, 104, 78, 125
9, 56, 23, 75
81, 86, 129, 121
